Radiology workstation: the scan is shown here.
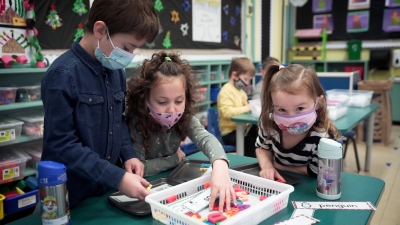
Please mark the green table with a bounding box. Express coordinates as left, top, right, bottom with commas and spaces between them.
9, 152, 384, 225
231, 104, 379, 171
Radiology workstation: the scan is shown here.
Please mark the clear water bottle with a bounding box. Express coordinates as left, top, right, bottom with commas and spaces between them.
37, 161, 71, 225
316, 138, 342, 200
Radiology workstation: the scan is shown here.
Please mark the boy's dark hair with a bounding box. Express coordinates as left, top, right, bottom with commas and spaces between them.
261, 56, 279, 70
228, 57, 256, 78
125, 51, 199, 152
86, 0, 159, 43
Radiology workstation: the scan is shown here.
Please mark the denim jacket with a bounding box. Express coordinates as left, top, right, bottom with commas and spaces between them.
41, 39, 136, 207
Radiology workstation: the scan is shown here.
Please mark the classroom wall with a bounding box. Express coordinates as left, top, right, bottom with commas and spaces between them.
269, 1, 284, 62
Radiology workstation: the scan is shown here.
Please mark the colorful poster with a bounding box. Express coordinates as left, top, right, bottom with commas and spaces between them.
383, 9, 400, 32
314, 14, 334, 34
312, 0, 333, 13
347, 10, 369, 33
348, 0, 370, 10
385, 0, 400, 8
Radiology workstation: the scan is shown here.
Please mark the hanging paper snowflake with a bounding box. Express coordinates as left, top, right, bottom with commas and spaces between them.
46, 4, 62, 29
223, 4, 229, 15
235, 5, 241, 16
74, 23, 85, 42
163, 31, 172, 49
180, 23, 189, 36
222, 31, 228, 41
72, 0, 88, 16
182, 0, 191, 12
170, 10, 180, 23
154, 0, 164, 12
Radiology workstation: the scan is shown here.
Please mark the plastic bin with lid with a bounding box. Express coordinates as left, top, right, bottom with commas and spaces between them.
0, 118, 23, 147
326, 89, 373, 108
12, 111, 44, 138
0, 87, 17, 105
0, 149, 31, 185
15, 85, 41, 102
327, 95, 349, 121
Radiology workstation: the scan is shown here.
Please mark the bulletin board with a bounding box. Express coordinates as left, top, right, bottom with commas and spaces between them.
33, 0, 90, 49
141, 0, 242, 50
295, 0, 400, 41
33, 0, 242, 50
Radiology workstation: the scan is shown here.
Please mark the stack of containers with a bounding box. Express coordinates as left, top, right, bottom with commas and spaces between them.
0, 118, 23, 147
12, 111, 44, 139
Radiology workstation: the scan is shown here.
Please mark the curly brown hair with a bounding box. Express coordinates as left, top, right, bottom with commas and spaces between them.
260, 62, 340, 140
125, 51, 199, 152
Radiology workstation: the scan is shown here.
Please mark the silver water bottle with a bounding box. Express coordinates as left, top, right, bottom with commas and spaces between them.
37, 161, 71, 225
316, 138, 342, 200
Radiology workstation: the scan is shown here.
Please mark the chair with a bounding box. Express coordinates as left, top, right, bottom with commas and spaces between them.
206, 107, 236, 153
343, 130, 360, 173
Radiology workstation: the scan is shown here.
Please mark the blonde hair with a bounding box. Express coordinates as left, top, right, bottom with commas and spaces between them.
259, 62, 340, 139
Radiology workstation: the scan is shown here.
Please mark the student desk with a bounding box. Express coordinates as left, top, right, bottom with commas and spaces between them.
231, 104, 379, 172
9, 152, 384, 225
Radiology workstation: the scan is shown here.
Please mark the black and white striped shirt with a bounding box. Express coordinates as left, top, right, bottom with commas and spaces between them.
256, 128, 329, 177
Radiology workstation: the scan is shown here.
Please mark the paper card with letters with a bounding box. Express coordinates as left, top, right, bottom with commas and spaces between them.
292, 201, 376, 210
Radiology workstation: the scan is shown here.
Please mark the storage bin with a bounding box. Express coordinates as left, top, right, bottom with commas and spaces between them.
210, 71, 217, 81
0, 118, 23, 147
4, 189, 38, 215
326, 89, 373, 107
0, 149, 31, 185
0, 87, 17, 105
12, 111, 44, 138
25, 148, 42, 169
15, 85, 41, 102
145, 169, 294, 225
327, 96, 349, 121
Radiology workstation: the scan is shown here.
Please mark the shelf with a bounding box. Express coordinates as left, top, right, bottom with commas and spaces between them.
0, 101, 43, 111
0, 135, 41, 148
24, 167, 36, 177
0, 67, 47, 74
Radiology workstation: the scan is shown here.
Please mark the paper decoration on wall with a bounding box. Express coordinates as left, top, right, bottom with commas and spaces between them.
383, 8, 400, 32
192, 0, 221, 43
230, 16, 236, 26
347, 10, 369, 33
234, 35, 240, 46
312, 0, 332, 13
162, 31, 171, 49
72, 0, 87, 16
385, 0, 400, 7
182, 0, 191, 12
180, 23, 189, 36
222, 31, 228, 41
235, 5, 240, 16
170, 10, 179, 23
348, 0, 370, 11
73, 23, 84, 42
145, 42, 155, 48
0, 0, 25, 25
154, 0, 164, 12
45, 4, 62, 29
223, 4, 229, 15
1, 31, 25, 53
313, 14, 334, 34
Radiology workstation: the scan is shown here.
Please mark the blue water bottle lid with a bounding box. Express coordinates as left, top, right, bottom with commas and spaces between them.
37, 161, 67, 186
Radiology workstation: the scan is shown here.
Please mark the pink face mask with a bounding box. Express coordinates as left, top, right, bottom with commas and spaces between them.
146, 102, 184, 129
273, 99, 318, 135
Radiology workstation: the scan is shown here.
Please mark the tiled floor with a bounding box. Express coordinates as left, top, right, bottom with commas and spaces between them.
342, 124, 400, 225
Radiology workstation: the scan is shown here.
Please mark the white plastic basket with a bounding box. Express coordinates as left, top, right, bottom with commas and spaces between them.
145, 169, 294, 225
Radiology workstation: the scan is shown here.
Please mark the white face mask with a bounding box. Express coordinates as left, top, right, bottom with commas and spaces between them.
94, 28, 135, 70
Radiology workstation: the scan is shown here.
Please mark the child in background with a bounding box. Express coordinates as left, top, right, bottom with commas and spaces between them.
217, 57, 258, 157
251, 56, 279, 100
256, 62, 340, 181
125, 52, 236, 212
41, 0, 159, 207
